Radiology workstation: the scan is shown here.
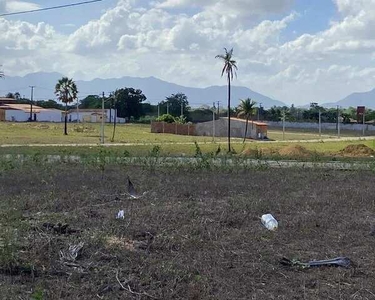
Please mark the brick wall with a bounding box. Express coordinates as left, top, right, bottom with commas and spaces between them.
151, 122, 196, 136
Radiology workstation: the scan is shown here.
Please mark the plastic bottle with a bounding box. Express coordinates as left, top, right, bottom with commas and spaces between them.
261, 214, 278, 231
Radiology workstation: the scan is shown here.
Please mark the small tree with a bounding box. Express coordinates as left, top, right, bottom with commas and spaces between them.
107, 91, 119, 142
237, 98, 257, 142
55, 77, 78, 135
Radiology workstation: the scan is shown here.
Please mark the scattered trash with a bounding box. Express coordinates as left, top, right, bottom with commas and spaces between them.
59, 242, 84, 262
261, 214, 278, 231
116, 210, 125, 219
127, 176, 148, 199
280, 257, 351, 269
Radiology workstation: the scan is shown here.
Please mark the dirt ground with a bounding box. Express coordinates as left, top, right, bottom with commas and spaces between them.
1, 164, 375, 299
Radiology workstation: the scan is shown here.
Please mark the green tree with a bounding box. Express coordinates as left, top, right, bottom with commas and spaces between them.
55, 77, 78, 135
216, 48, 238, 152
6, 92, 14, 99
115, 88, 147, 120
162, 93, 190, 117
35, 100, 65, 110
79, 95, 102, 109
237, 98, 257, 143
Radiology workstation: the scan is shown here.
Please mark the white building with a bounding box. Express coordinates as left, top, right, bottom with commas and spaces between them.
0, 103, 63, 122
67, 109, 125, 123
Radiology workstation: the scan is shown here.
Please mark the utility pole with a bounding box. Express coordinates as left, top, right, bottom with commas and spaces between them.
29, 86, 35, 121
212, 102, 216, 142
318, 110, 322, 137
157, 102, 160, 118
258, 103, 262, 121
337, 105, 340, 138
217, 101, 220, 116
166, 102, 169, 115
181, 102, 183, 116
363, 109, 366, 136
76, 98, 79, 123
101, 92, 105, 144
282, 110, 286, 141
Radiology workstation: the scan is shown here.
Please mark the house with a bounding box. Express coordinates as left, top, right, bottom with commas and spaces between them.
0, 97, 17, 105
67, 109, 125, 123
195, 117, 268, 140
0, 103, 62, 122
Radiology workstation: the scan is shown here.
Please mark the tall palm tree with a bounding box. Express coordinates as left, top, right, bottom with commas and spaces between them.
237, 98, 257, 143
216, 48, 237, 152
55, 77, 78, 135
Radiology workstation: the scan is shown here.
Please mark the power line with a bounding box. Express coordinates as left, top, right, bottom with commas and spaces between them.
0, 0, 103, 17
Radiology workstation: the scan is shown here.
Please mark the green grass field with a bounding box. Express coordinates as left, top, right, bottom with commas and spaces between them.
0, 122, 374, 160
0, 122, 233, 145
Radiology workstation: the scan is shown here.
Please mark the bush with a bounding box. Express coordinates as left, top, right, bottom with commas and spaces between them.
156, 114, 175, 123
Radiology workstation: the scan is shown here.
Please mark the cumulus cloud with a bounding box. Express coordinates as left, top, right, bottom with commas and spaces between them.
0, 0, 40, 14
156, 0, 294, 16
2, 0, 375, 105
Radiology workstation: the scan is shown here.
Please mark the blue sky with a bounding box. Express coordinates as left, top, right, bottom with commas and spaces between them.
1, 0, 375, 105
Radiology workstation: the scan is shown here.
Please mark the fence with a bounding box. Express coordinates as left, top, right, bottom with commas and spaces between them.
151, 122, 196, 136
266, 121, 375, 132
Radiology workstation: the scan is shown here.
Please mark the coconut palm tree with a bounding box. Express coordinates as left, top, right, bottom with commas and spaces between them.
216, 48, 237, 152
55, 77, 78, 135
237, 98, 257, 143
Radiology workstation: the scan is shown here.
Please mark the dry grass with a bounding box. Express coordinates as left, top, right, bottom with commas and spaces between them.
1, 164, 375, 299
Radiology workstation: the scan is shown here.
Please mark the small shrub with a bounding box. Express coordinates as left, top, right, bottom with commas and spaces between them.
156, 114, 175, 123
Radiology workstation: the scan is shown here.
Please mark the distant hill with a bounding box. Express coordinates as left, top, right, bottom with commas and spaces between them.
323, 88, 375, 109
0, 72, 285, 108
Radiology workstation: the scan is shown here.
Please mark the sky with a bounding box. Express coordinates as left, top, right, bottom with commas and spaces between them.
1, 0, 375, 105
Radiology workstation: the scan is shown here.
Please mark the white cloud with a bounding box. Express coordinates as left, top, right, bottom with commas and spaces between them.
0, 0, 40, 14
2, 0, 375, 105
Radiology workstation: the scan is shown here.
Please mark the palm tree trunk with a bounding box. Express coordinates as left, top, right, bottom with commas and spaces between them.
227, 73, 231, 152
64, 102, 68, 135
111, 108, 117, 142
243, 116, 249, 143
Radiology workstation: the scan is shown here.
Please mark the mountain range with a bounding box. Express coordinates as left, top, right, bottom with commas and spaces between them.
0, 72, 285, 108
322, 88, 375, 109
1, 72, 374, 109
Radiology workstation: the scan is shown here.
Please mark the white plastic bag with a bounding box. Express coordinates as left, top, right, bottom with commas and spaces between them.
261, 214, 278, 231
116, 210, 125, 219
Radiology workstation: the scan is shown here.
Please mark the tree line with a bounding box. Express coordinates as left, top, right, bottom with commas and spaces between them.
6, 90, 374, 124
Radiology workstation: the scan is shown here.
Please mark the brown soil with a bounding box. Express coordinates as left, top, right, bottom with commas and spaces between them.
340, 144, 375, 157
278, 144, 312, 157
1, 165, 375, 299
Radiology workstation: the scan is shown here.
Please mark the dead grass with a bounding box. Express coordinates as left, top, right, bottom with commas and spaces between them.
278, 144, 312, 158
1, 164, 375, 299
340, 144, 375, 157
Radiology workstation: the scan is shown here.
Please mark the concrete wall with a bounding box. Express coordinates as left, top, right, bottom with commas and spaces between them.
6, 110, 29, 122
37, 110, 62, 122
151, 122, 196, 135
196, 118, 266, 139
266, 121, 375, 132
68, 109, 125, 123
